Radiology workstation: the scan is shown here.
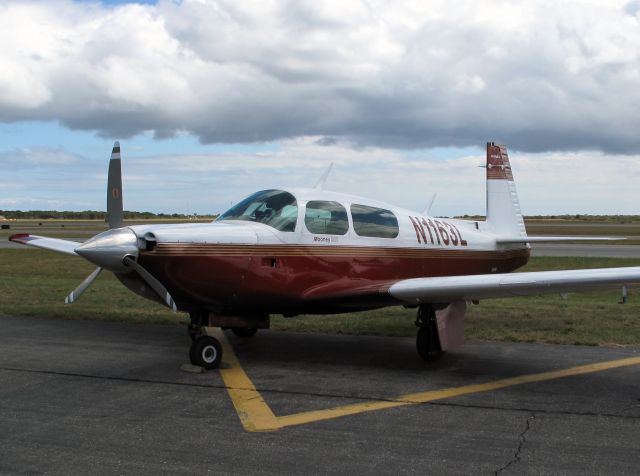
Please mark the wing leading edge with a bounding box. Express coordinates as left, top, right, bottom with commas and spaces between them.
389, 266, 640, 303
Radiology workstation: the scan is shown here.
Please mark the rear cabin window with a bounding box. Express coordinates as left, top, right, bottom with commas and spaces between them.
305, 201, 349, 235
350, 204, 399, 238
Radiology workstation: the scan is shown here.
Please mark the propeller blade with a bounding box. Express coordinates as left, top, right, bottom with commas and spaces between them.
107, 141, 124, 229
65, 267, 103, 304
123, 256, 177, 312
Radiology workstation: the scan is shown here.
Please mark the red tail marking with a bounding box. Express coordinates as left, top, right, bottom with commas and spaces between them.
486, 142, 513, 181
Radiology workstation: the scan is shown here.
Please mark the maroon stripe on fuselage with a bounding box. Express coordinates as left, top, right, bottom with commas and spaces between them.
139, 244, 530, 313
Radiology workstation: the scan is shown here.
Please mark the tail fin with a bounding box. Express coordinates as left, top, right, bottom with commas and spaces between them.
485, 142, 526, 237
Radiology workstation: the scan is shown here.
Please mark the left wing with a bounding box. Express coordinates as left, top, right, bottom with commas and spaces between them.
389, 267, 640, 303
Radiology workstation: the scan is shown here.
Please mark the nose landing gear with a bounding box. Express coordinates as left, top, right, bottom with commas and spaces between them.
186, 311, 268, 369
190, 335, 222, 370
187, 312, 223, 369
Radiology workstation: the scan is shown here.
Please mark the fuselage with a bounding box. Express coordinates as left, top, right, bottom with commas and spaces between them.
118, 188, 529, 315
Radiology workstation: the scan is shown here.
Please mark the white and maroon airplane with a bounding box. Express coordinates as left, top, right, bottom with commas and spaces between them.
11, 142, 640, 369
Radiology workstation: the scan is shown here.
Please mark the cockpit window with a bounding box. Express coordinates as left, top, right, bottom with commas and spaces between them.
217, 190, 298, 232
350, 204, 399, 238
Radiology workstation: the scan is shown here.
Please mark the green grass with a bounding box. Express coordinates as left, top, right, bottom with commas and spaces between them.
0, 249, 185, 324
1, 249, 639, 346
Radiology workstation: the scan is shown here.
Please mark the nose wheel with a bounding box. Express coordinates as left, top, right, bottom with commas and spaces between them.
187, 312, 223, 369
190, 335, 222, 369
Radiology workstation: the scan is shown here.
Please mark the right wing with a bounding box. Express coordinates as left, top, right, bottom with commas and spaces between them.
389, 266, 640, 303
496, 236, 624, 244
9, 234, 79, 256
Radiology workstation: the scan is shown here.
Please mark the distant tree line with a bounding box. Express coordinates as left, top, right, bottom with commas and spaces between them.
0, 210, 217, 220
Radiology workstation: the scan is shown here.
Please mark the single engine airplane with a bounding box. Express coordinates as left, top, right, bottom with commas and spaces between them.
10, 142, 640, 369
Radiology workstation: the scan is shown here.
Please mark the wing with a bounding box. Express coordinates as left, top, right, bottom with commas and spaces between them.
496, 236, 623, 244
389, 267, 640, 303
9, 234, 79, 256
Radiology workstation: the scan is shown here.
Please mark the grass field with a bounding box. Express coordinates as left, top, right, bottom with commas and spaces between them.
1, 247, 639, 346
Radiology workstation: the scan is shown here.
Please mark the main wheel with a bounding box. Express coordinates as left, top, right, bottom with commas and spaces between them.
416, 327, 445, 361
190, 336, 223, 369
231, 327, 258, 338
415, 305, 445, 361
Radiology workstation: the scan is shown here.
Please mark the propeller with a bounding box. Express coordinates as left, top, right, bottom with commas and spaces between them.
123, 256, 177, 311
64, 141, 178, 311
65, 267, 103, 304
106, 141, 124, 229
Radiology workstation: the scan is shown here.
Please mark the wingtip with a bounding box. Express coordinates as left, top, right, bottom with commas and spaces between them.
9, 233, 31, 244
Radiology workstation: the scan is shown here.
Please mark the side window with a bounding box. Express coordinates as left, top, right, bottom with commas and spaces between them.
305, 201, 349, 235
351, 204, 399, 238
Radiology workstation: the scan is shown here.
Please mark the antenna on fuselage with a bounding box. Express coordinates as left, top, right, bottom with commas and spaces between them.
423, 192, 438, 215
314, 162, 334, 190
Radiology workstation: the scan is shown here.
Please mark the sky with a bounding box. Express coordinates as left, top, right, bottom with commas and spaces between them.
1, 0, 640, 216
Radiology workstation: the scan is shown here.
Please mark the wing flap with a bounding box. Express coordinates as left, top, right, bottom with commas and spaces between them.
9, 234, 79, 256
389, 267, 640, 303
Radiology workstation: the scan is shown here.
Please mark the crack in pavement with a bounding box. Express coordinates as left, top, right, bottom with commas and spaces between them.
494, 412, 535, 475
2, 366, 640, 422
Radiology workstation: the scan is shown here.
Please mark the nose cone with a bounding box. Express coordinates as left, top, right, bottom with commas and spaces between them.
75, 228, 139, 272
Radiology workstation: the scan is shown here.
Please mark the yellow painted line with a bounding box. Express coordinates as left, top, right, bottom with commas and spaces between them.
276, 355, 640, 429
211, 328, 282, 432
214, 328, 640, 431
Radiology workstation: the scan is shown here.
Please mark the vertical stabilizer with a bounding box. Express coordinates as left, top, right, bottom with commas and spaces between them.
486, 142, 526, 237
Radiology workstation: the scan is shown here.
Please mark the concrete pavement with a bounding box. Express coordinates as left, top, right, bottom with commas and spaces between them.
1, 314, 639, 474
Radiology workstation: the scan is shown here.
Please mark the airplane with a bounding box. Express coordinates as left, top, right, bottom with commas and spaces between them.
10, 142, 640, 370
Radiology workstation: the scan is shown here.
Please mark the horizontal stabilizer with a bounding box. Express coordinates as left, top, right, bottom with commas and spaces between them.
389, 266, 640, 303
9, 234, 79, 256
496, 236, 624, 244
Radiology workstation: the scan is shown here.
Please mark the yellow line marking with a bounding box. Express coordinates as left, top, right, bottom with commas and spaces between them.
212, 328, 282, 432
277, 356, 640, 428
215, 330, 640, 432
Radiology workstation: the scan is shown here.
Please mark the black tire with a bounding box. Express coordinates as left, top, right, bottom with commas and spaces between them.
190, 336, 222, 369
416, 327, 445, 361
231, 327, 258, 338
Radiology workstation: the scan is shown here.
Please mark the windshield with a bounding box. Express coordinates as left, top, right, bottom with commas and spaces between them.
217, 190, 298, 232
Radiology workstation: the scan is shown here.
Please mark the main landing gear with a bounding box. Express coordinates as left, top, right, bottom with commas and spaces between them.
415, 304, 445, 361
187, 312, 261, 369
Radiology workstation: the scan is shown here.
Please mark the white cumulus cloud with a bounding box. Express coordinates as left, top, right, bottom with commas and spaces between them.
0, 0, 638, 153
